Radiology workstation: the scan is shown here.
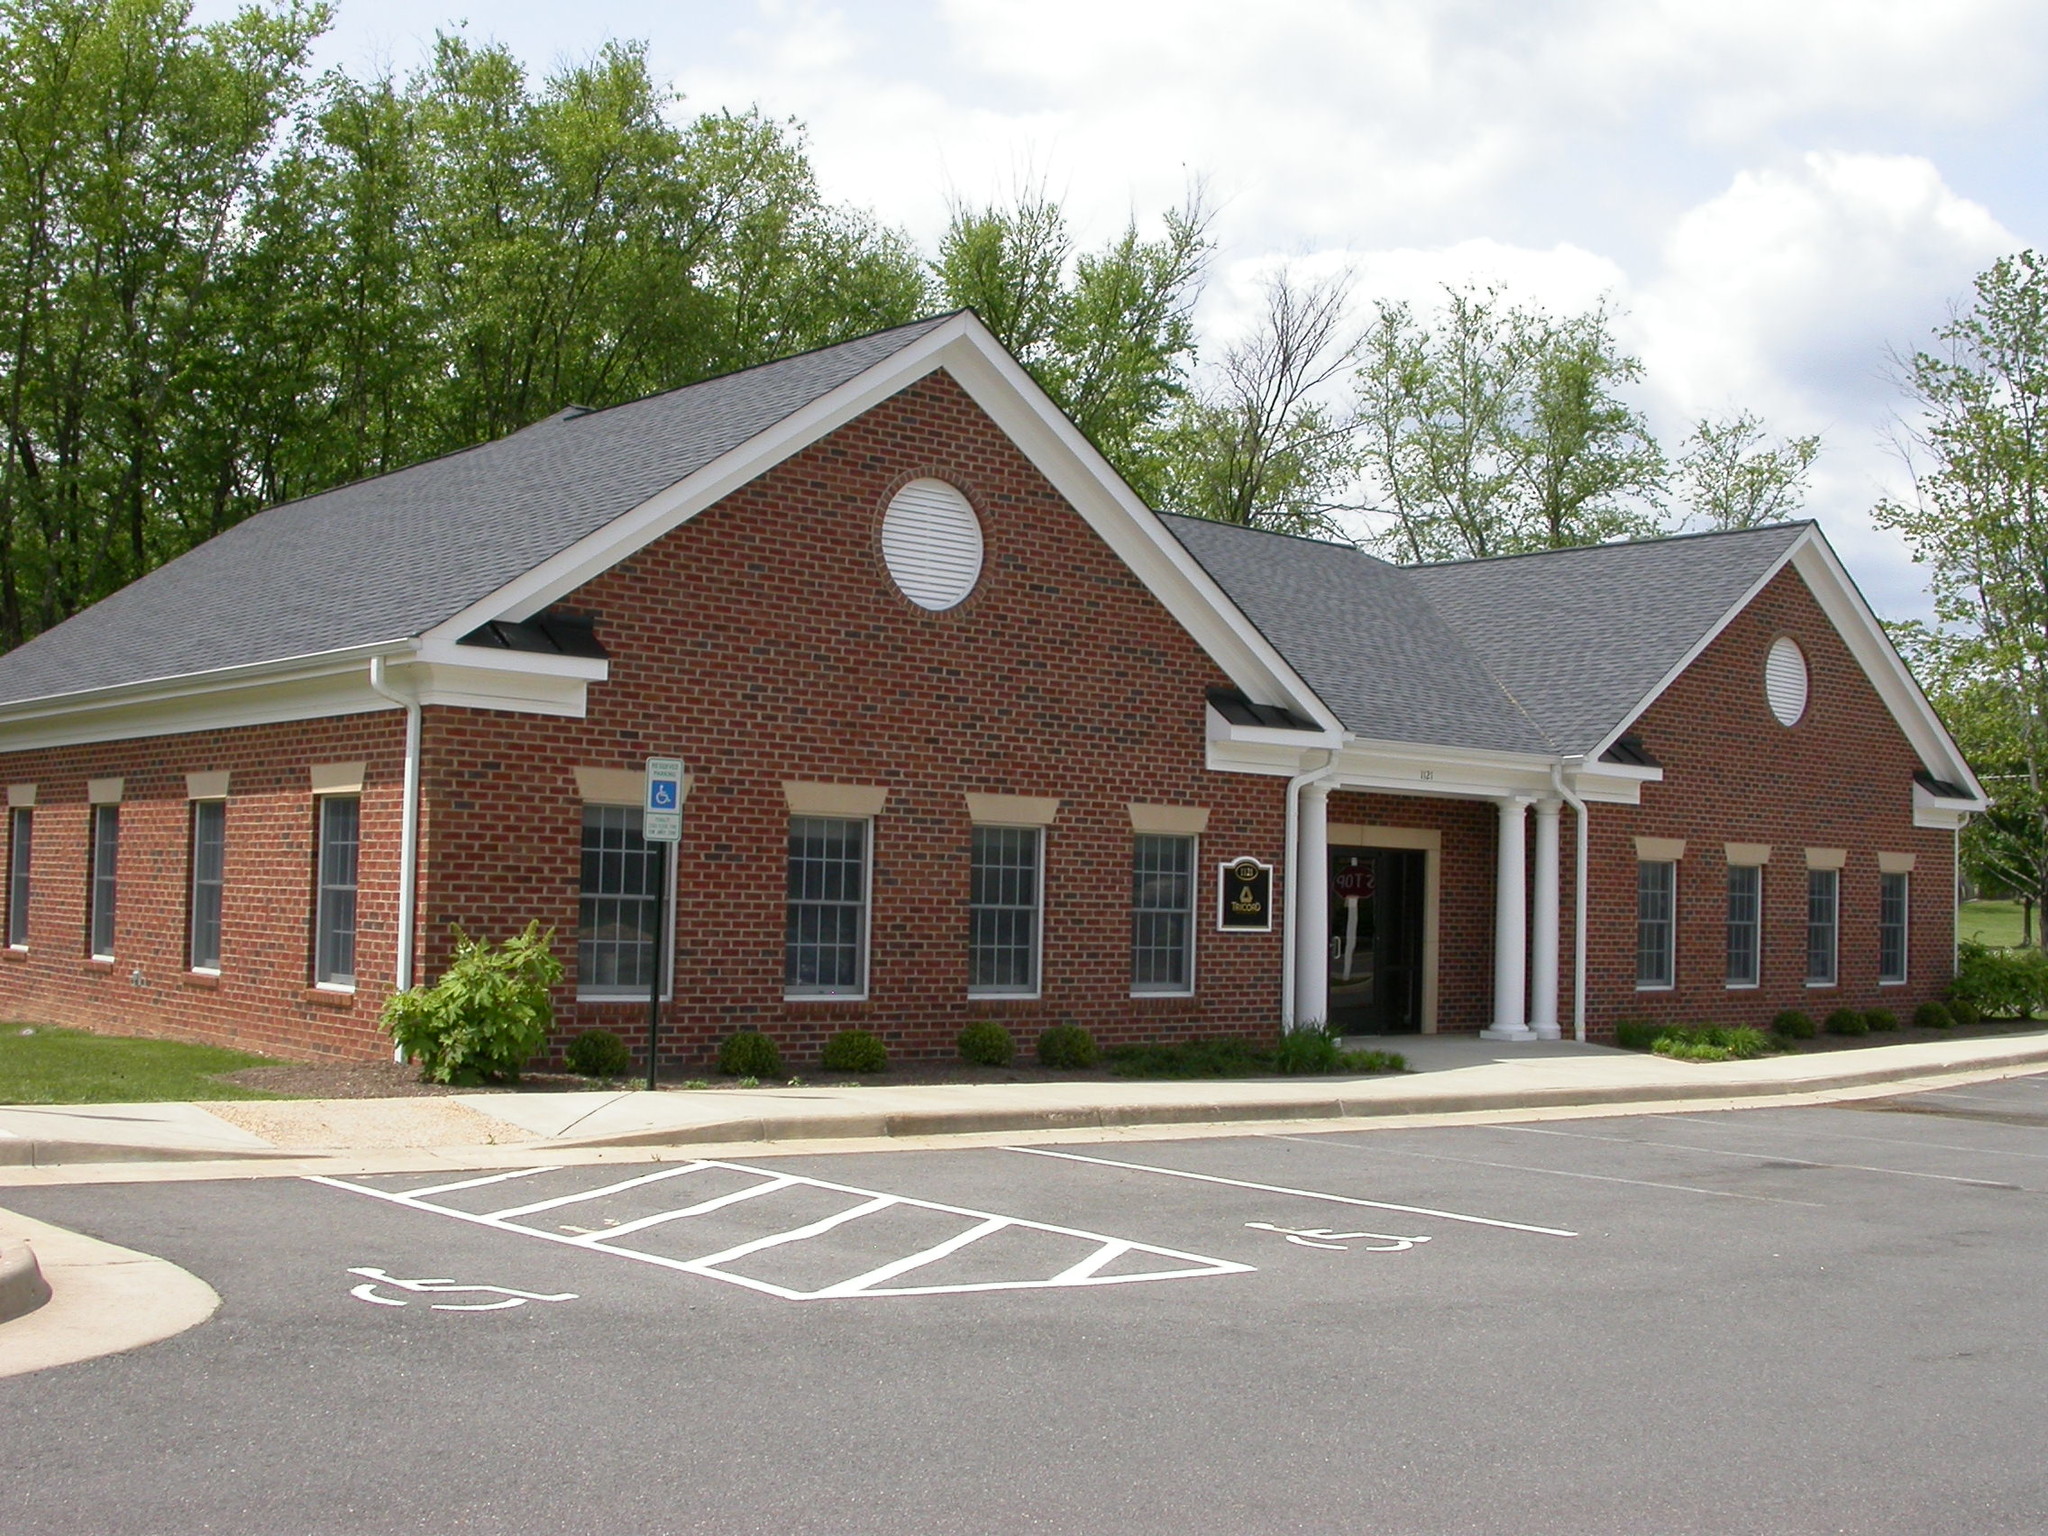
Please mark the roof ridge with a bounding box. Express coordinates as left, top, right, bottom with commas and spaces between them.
1408, 520, 1813, 571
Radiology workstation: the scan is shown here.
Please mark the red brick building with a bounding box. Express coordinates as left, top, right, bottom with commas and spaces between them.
0, 313, 1985, 1066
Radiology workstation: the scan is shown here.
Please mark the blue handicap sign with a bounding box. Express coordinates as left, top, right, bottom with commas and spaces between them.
649, 780, 678, 810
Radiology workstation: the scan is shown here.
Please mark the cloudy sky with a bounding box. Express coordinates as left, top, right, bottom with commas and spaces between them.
214, 0, 2048, 619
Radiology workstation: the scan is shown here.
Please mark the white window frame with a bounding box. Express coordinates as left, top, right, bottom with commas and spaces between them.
1131, 832, 1197, 998
1635, 859, 1676, 991
969, 823, 1044, 999
577, 803, 679, 1003
188, 798, 226, 974
313, 794, 360, 992
88, 804, 118, 960
1805, 867, 1839, 988
1879, 870, 1909, 986
784, 814, 872, 1002
7, 806, 28, 950
1725, 863, 1760, 989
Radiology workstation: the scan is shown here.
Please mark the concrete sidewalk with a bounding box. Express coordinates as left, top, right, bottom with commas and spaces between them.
5, 1031, 2048, 1172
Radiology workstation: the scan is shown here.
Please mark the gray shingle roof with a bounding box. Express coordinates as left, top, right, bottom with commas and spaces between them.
0, 315, 956, 707
1162, 516, 1554, 755
1407, 524, 1807, 754
1166, 514, 1808, 758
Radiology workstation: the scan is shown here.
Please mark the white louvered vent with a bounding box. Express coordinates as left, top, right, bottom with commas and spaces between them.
1766, 636, 1808, 726
881, 479, 983, 611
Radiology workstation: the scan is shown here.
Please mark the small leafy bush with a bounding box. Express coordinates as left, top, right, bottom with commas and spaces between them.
1036, 1024, 1099, 1069
1825, 1008, 1869, 1036
957, 1021, 1015, 1067
380, 921, 562, 1085
1274, 1029, 1342, 1075
1863, 1008, 1899, 1033
1772, 1010, 1817, 1040
1944, 994, 1982, 1028
1108, 1037, 1264, 1078
564, 1028, 632, 1079
1648, 1024, 1776, 1062
1951, 940, 2048, 1020
1657, 1037, 1732, 1062
1914, 1000, 1955, 1030
1338, 1047, 1406, 1073
1614, 1018, 1663, 1051
821, 1027, 887, 1073
717, 1030, 783, 1078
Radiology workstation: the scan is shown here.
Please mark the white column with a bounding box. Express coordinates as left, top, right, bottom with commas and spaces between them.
1296, 781, 1332, 1030
1530, 797, 1562, 1040
1481, 795, 1537, 1041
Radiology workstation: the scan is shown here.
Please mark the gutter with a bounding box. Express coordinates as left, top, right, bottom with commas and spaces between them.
1554, 759, 1589, 1044
366, 657, 423, 1026
1281, 750, 1342, 1031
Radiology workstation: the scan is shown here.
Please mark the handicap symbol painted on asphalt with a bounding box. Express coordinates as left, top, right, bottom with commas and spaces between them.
1244, 1222, 1431, 1253
347, 1267, 579, 1311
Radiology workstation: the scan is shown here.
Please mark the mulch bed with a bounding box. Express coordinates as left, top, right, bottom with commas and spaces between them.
213, 1057, 1126, 1099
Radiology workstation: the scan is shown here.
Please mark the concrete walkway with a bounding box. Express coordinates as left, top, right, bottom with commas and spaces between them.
3, 1031, 2047, 1173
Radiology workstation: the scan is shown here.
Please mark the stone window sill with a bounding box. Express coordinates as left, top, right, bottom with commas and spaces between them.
302, 986, 356, 1010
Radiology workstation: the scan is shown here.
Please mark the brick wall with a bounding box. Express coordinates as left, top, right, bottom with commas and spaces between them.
415, 369, 1289, 1070
0, 714, 405, 1060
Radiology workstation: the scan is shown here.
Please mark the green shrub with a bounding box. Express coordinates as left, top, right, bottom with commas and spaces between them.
1338, 1047, 1406, 1073
380, 921, 562, 1085
1274, 1029, 1341, 1074
1646, 1024, 1775, 1062
564, 1027, 632, 1079
1914, 1000, 1955, 1030
1614, 1018, 1662, 1051
1825, 1008, 1869, 1036
1772, 1009, 1816, 1040
1951, 940, 2048, 1020
957, 1021, 1015, 1067
1945, 994, 1982, 1028
1107, 1037, 1263, 1078
717, 1030, 783, 1078
820, 1027, 887, 1073
1036, 1024, 1099, 1069
1656, 1037, 1733, 1062
1864, 1008, 1899, 1033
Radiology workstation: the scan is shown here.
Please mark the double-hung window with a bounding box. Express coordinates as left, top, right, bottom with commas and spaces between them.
579, 805, 664, 996
1806, 868, 1838, 987
189, 800, 225, 972
1131, 833, 1195, 995
786, 816, 868, 998
314, 796, 359, 988
1879, 871, 1909, 985
7, 807, 28, 949
88, 805, 118, 959
970, 825, 1041, 996
1725, 865, 1760, 988
1636, 860, 1675, 989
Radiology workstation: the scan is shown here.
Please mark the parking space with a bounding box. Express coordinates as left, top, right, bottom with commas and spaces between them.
6, 1085, 2048, 1534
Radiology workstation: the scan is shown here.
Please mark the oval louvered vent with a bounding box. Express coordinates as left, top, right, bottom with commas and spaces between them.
881, 479, 983, 611
1766, 636, 1808, 726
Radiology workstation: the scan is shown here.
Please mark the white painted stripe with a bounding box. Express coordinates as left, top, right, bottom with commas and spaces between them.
683, 1195, 897, 1272
1493, 1124, 2023, 1189
815, 1216, 1011, 1297
482, 1164, 709, 1218
1005, 1145, 1578, 1237
400, 1166, 560, 1200
1659, 1112, 2048, 1164
1049, 1240, 1134, 1285
566, 1178, 798, 1242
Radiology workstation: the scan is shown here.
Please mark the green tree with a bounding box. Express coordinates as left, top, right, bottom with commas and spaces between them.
1678, 409, 1821, 530
1876, 253, 2048, 936
932, 184, 1210, 501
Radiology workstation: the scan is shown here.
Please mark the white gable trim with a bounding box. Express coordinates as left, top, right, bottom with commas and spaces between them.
412, 313, 1344, 737
1585, 525, 1985, 808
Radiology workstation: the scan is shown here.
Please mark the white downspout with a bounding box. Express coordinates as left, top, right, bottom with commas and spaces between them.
1281, 750, 1341, 1031
1553, 760, 1589, 1044
368, 657, 422, 1044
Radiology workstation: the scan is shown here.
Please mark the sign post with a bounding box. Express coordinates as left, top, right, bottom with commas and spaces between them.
642, 758, 684, 1091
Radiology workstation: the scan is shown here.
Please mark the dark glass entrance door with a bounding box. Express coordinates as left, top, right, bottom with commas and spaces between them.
1327, 847, 1425, 1034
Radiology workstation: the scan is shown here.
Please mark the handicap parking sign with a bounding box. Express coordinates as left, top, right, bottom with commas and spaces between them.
644, 757, 684, 842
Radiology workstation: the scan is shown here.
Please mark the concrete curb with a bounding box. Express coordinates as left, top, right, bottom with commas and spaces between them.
0, 1139, 300, 1169
0, 1235, 50, 1323
544, 1043, 2048, 1151
0, 1206, 221, 1377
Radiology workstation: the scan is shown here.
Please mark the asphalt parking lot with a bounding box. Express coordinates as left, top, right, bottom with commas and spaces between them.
8, 1076, 2048, 1535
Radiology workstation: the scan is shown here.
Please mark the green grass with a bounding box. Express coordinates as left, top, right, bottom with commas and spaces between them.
1961, 900, 2029, 949
0, 1024, 290, 1104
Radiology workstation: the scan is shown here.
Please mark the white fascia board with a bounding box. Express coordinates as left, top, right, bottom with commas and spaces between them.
1204, 704, 1342, 752
408, 660, 590, 718
1914, 782, 1981, 828
410, 636, 608, 682
418, 314, 1343, 736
